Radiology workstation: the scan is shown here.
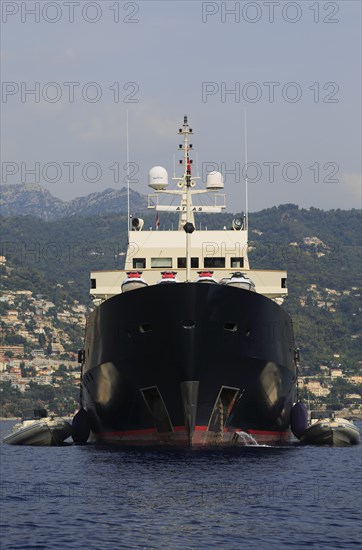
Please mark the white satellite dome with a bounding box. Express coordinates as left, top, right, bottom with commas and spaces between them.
148, 166, 168, 190
206, 171, 224, 190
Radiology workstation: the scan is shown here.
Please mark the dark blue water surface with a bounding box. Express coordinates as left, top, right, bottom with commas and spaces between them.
1, 420, 361, 550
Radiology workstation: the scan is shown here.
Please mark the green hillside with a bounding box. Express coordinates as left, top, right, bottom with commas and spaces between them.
1, 205, 361, 371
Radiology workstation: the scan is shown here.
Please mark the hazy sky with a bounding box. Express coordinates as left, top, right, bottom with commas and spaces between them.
1, 0, 361, 212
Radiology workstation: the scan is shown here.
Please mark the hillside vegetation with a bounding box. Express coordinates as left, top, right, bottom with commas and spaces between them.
1, 204, 361, 371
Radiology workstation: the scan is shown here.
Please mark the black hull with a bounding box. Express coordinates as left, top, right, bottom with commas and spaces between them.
82, 283, 296, 446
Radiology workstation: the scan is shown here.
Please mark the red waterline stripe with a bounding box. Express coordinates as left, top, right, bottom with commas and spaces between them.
96, 428, 156, 436
96, 426, 289, 437
249, 429, 290, 436
96, 426, 200, 436
170, 426, 208, 432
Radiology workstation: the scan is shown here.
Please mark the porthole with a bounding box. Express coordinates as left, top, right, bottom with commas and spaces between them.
224, 322, 238, 332
181, 320, 195, 329
139, 324, 153, 333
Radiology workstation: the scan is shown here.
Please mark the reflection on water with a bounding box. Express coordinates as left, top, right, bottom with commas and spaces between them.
1, 420, 361, 550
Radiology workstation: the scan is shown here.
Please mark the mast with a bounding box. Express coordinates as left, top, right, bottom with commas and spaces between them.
176, 115, 195, 230
144, 116, 225, 281
244, 111, 249, 236
183, 115, 193, 282
126, 110, 131, 236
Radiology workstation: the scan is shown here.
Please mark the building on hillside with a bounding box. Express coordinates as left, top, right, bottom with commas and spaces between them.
12, 380, 28, 393
51, 342, 65, 354
319, 365, 329, 373
0, 345, 25, 356
345, 394, 361, 401
31, 349, 46, 357
347, 376, 362, 385
331, 369, 344, 379
304, 381, 331, 397
13, 290, 33, 297
6, 310, 18, 320
35, 374, 53, 385
0, 356, 10, 372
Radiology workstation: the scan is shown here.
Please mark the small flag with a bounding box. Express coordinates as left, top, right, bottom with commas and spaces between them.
156, 211, 160, 230
187, 152, 191, 175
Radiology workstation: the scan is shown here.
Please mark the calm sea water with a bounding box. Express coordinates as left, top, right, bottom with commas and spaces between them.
1, 420, 361, 550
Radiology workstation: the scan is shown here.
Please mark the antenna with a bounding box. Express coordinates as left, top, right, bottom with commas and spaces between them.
126, 110, 130, 235
244, 111, 249, 233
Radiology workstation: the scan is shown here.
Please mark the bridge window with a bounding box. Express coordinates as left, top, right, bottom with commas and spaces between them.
177, 257, 199, 268
231, 257, 244, 268
90, 278, 96, 289
133, 258, 146, 268
281, 278, 287, 288
151, 258, 172, 268
204, 257, 225, 268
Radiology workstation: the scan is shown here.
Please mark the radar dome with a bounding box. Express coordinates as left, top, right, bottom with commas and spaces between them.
148, 166, 168, 190
206, 171, 224, 190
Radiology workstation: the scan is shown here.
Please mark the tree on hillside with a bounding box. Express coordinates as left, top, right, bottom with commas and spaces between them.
38, 333, 46, 348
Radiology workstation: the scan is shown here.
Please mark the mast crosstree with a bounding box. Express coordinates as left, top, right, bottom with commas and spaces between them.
148, 115, 225, 231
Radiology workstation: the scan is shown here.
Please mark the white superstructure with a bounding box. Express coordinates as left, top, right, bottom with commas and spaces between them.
90, 116, 288, 304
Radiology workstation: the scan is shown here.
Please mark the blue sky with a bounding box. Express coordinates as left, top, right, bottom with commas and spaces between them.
1, 0, 361, 211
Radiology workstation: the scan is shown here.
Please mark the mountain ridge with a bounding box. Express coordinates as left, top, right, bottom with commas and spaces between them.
1, 184, 359, 220
0, 184, 148, 220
